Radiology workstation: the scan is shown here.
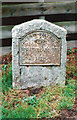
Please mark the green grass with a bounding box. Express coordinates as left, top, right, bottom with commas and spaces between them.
2, 84, 75, 119
2, 64, 12, 93
2, 82, 75, 118
2, 105, 37, 118
1, 63, 76, 119
0, 70, 2, 120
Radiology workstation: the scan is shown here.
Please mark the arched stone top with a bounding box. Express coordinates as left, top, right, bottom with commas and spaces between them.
12, 19, 67, 39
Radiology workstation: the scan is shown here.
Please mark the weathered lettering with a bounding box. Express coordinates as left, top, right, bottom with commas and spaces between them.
20, 30, 61, 65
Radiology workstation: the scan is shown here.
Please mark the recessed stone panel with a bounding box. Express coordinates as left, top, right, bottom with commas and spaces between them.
20, 30, 61, 65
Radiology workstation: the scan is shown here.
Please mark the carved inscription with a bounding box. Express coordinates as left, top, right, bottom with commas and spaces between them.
20, 30, 61, 65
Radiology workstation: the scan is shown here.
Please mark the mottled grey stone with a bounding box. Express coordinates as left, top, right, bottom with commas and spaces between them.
12, 19, 67, 89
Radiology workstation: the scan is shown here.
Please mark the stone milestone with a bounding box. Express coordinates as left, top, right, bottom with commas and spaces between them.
12, 19, 67, 89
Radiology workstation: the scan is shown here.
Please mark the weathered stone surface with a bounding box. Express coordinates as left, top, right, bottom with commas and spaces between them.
12, 19, 67, 89
20, 30, 61, 65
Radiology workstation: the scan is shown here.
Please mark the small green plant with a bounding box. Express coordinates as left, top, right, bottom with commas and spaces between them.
38, 109, 52, 118
2, 64, 12, 93
57, 81, 75, 110
67, 81, 76, 90
75, 49, 77, 52
58, 99, 73, 110
67, 48, 73, 55
22, 95, 40, 107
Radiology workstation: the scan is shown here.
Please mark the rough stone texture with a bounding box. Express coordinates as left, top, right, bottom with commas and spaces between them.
20, 30, 61, 65
12, 19, 67, 89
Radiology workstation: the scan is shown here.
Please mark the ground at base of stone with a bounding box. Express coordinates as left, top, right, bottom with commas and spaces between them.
1, 49, 77, 120
45, 98, 77, 120
35, 91, 77, 120
31, 89, 77, 120
55, 100, 77, 120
